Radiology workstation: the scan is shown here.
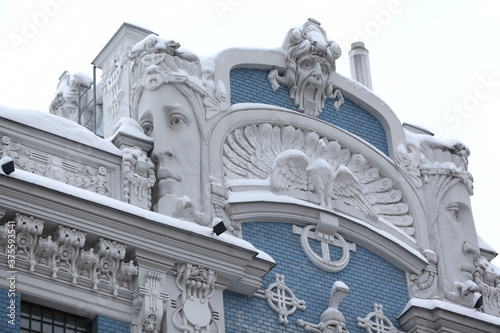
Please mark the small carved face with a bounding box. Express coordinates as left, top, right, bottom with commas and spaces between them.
138, 84, 202, 216
436, 182, 479, 292
323, 319, 342, 333
294, 54, 331, 115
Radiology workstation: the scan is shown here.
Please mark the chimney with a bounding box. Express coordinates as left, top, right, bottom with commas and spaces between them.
92, 23, 157, 138
348, 42, 373, 90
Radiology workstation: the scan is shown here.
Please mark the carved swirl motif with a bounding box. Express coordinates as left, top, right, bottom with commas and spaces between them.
223, 123, 414, 236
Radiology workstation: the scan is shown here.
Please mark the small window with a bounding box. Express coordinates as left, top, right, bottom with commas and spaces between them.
20, 301, 91, 333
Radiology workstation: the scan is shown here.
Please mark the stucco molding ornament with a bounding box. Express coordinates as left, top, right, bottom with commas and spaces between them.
292, 224, 356, 273
394, 143, 423, 188
122, 147, 156, 209
132, 271, 169, 333
0, 213, 137, 296
223, 123, 414, 235
356, 304, 404, 333
470, 256, 500, 316
1, 135, 110, 196
255, 273, 306, 325
101, 44, 129, 116
171, 263, 220, 333
268, 18, 344, 117
297, 281, 350, 333
408, 249, 438, 299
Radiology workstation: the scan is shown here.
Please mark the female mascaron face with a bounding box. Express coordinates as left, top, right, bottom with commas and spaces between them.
138, 84, 202, 217
436, 181, 479, 293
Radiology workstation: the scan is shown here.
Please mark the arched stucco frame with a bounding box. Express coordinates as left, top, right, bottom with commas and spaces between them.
211, 48, 407, 160
207, 105, 429, 274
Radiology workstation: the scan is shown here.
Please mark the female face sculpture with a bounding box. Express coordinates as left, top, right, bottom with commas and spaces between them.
138, 83, 203, 221
436, 181, 479, 298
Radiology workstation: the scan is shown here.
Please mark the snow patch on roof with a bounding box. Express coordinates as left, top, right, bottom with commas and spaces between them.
0, 105, 122, 155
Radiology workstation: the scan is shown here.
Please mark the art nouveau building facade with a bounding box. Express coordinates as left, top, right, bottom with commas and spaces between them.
1, 21, 499, 333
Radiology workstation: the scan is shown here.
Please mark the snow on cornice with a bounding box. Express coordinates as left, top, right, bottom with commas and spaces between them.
404, 128, 469, 155
0, 105, 122, 155
0, 167, 273, 263
402, 298, 500, 326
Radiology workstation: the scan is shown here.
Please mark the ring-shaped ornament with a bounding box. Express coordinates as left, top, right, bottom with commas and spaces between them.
300, 225, 350, 272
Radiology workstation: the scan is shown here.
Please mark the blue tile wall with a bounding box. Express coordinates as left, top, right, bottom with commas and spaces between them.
92, 315, 129, 333
0, 288, 20, 333
230, 68, 389, 156
223, 222, 408, 332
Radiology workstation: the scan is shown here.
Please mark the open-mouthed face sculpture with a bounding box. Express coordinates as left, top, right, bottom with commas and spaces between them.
138, 83, 203, 219
295, 54, 332, 113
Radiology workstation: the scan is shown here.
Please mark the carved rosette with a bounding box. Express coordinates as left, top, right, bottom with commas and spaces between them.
223, 123, 414, 236
0, 213, 137, 296
0, 134, 110, 196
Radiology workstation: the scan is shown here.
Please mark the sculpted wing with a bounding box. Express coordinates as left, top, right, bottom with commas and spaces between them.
331, 165, 378, 218
271, 150, 310, 191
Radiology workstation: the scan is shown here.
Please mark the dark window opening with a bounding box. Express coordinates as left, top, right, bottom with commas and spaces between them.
20, 301, 92, 333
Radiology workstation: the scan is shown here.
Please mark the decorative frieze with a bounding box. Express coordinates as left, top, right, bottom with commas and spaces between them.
0, 213, 137, 296
223, 123, 414, 236
1, 135, 110, 196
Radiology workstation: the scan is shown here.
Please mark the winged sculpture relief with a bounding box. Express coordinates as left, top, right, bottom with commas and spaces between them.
223, 123, 414, 236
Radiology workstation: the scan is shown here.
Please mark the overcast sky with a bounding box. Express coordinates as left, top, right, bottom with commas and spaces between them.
1, 0, 499, 264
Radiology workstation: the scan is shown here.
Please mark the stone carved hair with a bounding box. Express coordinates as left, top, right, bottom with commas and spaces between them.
269, 18, 343, 116
129, 34, 211, 224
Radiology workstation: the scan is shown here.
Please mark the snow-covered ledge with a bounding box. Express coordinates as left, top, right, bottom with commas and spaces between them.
399, 298, 500, 333
0, 168, 275, 322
